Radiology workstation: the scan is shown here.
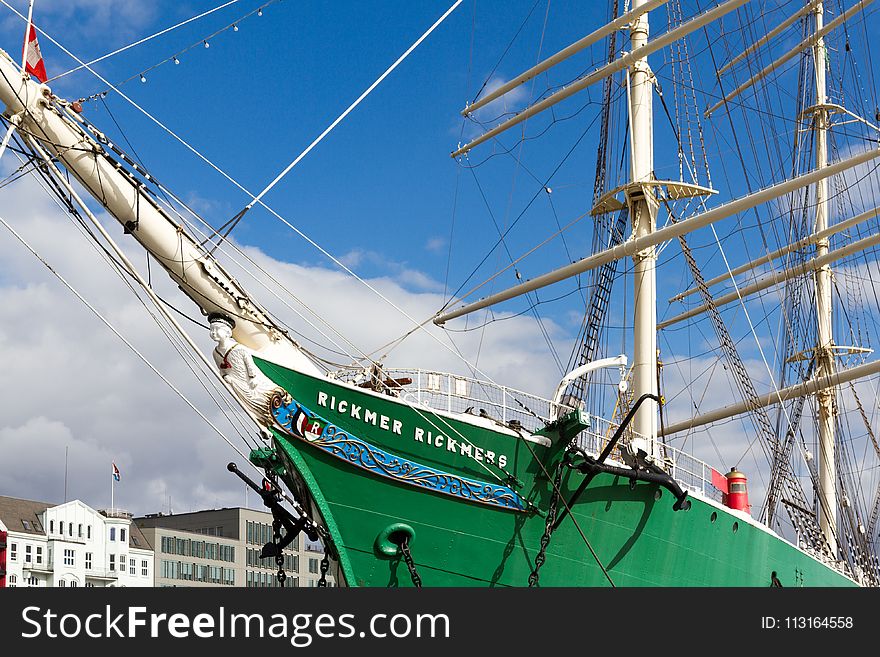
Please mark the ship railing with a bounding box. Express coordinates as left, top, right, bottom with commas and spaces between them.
332, 368, 724, 502
576, 416, 724, 504
332, 368, 555, 433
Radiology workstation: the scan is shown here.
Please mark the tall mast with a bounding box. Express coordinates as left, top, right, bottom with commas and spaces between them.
812, 1, 837, 556
629, 0, 660, 459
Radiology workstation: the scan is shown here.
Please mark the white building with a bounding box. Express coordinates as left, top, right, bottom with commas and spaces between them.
0, 495, 153, 587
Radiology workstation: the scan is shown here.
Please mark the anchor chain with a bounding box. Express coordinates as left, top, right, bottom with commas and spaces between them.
398, 535, 422, 588
318, 553, 330, 587
528, 458, 567, 587
272, 515, 287, 586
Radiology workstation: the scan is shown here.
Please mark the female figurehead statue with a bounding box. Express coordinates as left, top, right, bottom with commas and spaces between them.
208, 312, 278, 423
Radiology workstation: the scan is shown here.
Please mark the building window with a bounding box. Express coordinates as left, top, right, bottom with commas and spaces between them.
87, 525, 92, 540
70, 580, 78, 588
110, 527, 116, 541
78, 524, 83, 538
130, 558, 136, 576
308, 558, 318, 574
36, 546, 43, 565
9, 543, 16, 561
120, 528, 126, 543
217, 544, 232, 562
27, 576, 38, 586
109, 555, 115, 571
25, 544, 32, 563
49, 520, 54, 533
64, 549, 75, 566
120, 554, 126, 572
85, 552, 92, 570
68, 522, 73, 537
58, 580, 66, 587
22, 519, 31, 531
85, 583, 94, 588
141, 560, 149, 577
8, 575, 16, 587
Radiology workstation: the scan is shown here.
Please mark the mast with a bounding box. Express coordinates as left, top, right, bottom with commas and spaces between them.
0, 48, 321, 377
628, 0, 660, 459
812, 0, 837, 557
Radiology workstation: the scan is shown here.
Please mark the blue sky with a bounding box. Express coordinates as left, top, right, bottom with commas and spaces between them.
2, 0, 625, 309
2, 0, 880, 524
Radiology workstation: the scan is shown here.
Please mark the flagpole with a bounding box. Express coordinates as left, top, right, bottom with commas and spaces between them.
21, 0, 34, 73
111, 463, 114, 512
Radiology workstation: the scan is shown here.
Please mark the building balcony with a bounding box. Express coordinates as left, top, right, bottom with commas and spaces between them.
47, 535, 87, 545
22, 561, 53, 573
84, 567, 119, 580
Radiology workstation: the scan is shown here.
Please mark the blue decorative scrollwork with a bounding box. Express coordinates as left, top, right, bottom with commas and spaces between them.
272, 396, 526, 512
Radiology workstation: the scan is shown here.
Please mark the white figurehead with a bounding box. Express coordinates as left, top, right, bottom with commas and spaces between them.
208, 312, 279, 423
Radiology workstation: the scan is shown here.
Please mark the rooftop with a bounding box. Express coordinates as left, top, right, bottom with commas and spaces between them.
0, 495, 51, 535
0, 494, 152, 550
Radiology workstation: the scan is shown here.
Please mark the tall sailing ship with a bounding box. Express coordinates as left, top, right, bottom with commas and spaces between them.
1, 0, 879, 586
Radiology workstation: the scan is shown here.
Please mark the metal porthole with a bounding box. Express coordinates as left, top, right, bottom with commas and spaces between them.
732, 521, 739, 533
710, 512, 717, 523
376, 523, 416, 557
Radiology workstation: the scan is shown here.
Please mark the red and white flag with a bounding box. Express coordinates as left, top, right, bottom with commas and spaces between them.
23, 24, 47, 83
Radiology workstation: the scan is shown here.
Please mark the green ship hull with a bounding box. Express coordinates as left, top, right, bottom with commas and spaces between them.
254, 359, 855, 587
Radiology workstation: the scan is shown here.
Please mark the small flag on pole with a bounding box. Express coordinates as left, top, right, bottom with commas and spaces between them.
23, 24, 47, 83
112, 462, 121, 482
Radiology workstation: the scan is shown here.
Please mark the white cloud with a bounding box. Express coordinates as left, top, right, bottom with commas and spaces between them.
4, 137, 868, 545
1, 0, 157, 42
425, 236, 446, 252
331, 247, 445, 292
0, 169, 568, 516
470, 75, 530, 123
457, 75, 531, 141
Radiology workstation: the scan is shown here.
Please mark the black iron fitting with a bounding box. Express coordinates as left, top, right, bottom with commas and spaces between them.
575, 457, 691, 512
227, 462, 321, 548
551, 393, 691, 530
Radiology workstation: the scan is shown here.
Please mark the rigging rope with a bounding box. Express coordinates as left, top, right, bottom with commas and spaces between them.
0, 213, 262, 466
218, 0, 464, 238
0, 0, 533, 421
49, 0, 246, 83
